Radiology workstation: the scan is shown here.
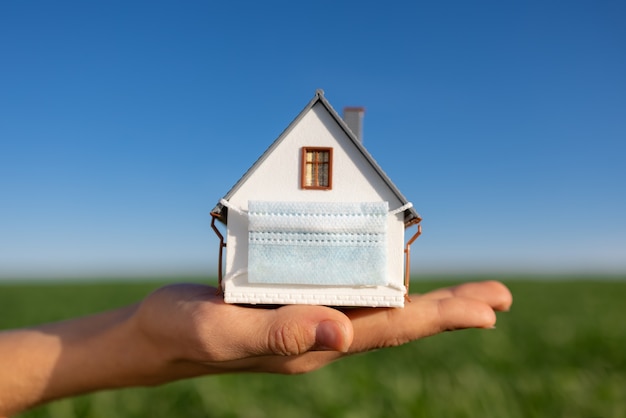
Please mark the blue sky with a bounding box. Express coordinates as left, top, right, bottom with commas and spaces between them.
1, 1, 624, 279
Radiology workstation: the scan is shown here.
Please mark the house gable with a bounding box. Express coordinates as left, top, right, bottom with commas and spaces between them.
212, 90, 420, 226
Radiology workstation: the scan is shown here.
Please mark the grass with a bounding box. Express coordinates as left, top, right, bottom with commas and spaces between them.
1, 277, 625, 417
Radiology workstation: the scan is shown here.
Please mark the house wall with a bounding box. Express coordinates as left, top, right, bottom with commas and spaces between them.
224, 102, 408, 288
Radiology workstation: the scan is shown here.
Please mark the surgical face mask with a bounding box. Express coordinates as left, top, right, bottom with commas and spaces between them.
247, 200, 388, 286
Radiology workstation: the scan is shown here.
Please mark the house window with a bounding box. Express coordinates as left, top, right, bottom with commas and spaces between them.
301, 147, 333, 189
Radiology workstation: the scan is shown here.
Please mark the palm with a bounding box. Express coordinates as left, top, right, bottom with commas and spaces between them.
135, 281, 512, 376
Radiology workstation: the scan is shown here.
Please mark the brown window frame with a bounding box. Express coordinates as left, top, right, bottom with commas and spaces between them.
301, 147, 333, 190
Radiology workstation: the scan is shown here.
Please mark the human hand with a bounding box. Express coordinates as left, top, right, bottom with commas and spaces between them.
131, 280, 512, 380
0, 280, 511, 415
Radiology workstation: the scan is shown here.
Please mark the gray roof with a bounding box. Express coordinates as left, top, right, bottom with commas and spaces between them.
212, 89, 421, 226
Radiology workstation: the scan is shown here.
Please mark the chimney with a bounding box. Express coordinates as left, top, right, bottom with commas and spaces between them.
343, 106, 365, 142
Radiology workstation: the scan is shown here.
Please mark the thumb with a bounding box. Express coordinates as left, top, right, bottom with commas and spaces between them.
254, 305, 353, 356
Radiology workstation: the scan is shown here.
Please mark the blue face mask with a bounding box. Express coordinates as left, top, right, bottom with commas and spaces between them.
247, 200, 388, 286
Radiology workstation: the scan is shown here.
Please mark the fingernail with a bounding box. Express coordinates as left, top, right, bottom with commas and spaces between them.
314, 320, 348, 352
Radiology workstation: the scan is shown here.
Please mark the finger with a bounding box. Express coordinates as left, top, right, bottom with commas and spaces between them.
415, 280, 512, 311
223, 304, 354, 359
345, 296, 497, 353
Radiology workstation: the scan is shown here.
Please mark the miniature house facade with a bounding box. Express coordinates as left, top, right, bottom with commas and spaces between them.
211, 90, 421, 307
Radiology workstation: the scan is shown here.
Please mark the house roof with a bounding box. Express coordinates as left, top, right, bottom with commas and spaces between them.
212, 89, 421, 226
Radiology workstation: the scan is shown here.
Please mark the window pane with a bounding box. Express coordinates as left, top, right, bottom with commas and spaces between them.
305, 162, 313, 186
319, 163, 328, 186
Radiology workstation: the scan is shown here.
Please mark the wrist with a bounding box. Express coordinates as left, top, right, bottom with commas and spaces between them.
39, 304, 166, 399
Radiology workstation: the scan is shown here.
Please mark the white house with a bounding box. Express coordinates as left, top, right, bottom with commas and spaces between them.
210, 90, 421, 307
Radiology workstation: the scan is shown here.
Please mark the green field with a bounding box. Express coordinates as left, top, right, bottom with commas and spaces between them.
1, 277, 625, 418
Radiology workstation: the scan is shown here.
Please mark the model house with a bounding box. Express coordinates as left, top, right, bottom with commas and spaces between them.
210, 90, 421, 307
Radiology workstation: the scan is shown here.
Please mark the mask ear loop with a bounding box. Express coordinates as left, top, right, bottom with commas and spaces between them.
389, 202, 413, 216
219, 199, 248, 216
